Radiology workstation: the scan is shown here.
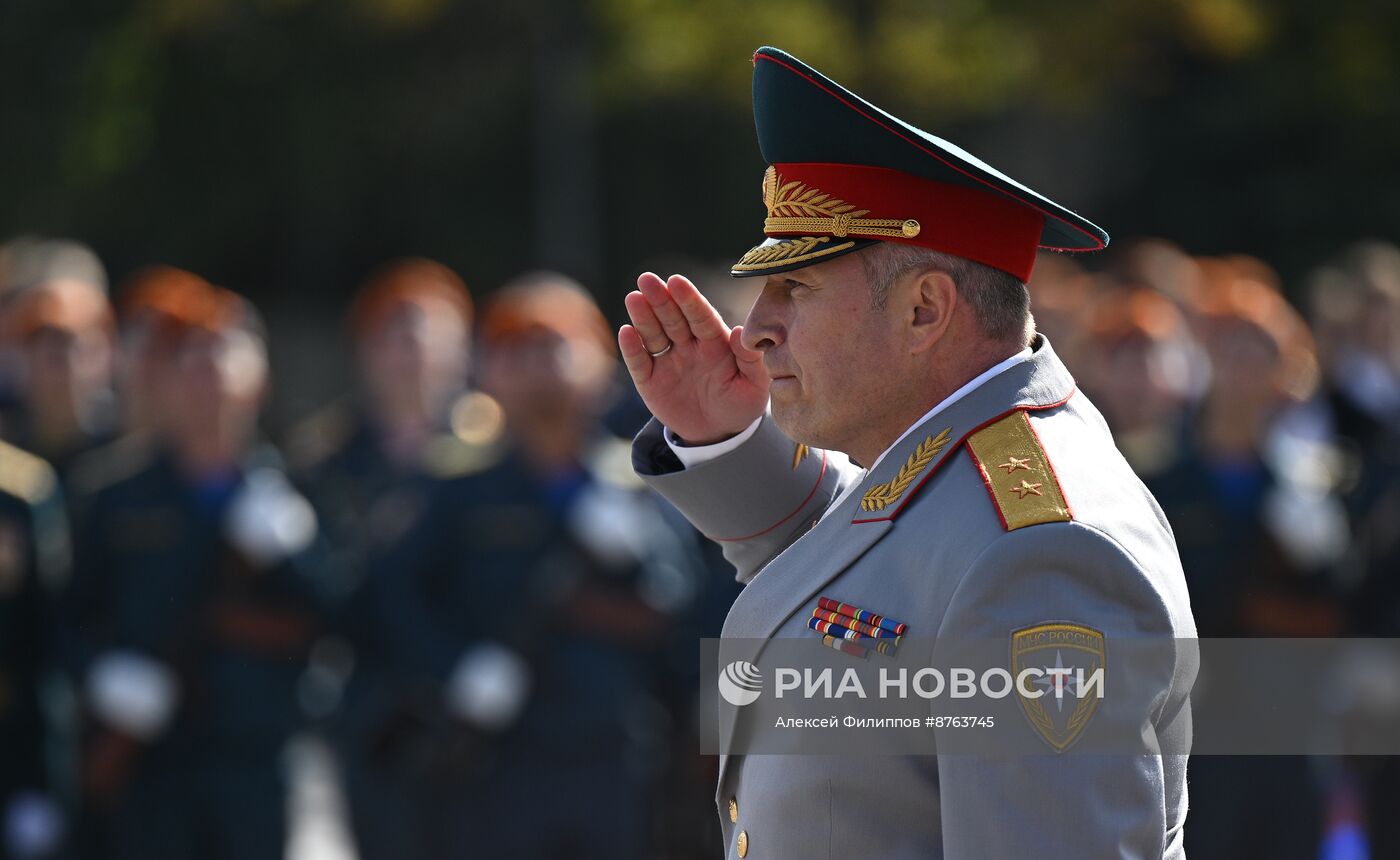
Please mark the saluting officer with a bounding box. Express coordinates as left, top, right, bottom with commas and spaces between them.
619, 48, 1196, 858
58, 288, 326, 860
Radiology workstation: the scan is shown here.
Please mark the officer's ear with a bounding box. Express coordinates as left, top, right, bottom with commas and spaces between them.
907, 268, 957, 354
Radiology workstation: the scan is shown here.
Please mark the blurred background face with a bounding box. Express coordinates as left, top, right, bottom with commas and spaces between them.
478, 325, 613, 427
165, 327, 267, 448
117, 319, 169, 433
1358, 283, 1400, 365
12, 280, 114, 438
358, 298, 468, 420
112, 266, 218, 435
23, 325, 111, 408
1206, 320, 1284, 412
1089, 336, 1189, 432
475, 276, 616, 432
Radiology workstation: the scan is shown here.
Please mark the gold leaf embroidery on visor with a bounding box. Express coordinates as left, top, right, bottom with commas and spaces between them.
732, 236, 856, 271
761, 166, 921, 240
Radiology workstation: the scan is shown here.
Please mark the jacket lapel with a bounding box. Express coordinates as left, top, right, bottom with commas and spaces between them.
720, 513, 891, 639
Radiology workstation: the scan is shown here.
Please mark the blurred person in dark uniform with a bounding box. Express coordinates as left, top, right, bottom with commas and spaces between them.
284, 258, 477, 860
368, 272, 703, 859
0, 439, 69, 860
1164, 262, 1347, 638
1104, 239, 1214, 398
1159, 263, 1348, 860
0, 240, 29, 437
2, 279, 118, 487
1076, 284, 1201, 480
57, 272, 226, 860
599, 263, 748, 859
1308, 242, 1400, 859
57, 288, 327, 860
0, 238, 108, 442
287, 257, 476, 569
1308, 243, 1400, 631
63, 266, 219, 514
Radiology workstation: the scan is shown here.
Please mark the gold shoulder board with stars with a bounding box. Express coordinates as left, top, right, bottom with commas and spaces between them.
966, 411, 1070, 530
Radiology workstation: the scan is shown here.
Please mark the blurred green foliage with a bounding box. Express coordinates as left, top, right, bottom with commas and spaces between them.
1, 0, 1398, 307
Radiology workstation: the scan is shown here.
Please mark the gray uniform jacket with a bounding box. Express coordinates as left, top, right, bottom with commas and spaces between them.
633, 335, 1196, 859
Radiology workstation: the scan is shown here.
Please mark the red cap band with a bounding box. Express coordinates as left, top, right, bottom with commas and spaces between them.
767, 162, 1045, 282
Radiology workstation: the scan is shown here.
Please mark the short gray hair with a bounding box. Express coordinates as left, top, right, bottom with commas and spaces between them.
858, 243, 1032, 345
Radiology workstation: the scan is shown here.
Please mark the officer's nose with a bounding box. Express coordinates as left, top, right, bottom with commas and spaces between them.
741, 287, 785, 353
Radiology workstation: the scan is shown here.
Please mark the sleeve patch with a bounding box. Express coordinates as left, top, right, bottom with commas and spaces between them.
966, 410, 1070, 531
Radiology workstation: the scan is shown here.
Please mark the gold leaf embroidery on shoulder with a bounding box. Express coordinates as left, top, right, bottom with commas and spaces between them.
764, 167, 871, 219
859, 427, 952, 512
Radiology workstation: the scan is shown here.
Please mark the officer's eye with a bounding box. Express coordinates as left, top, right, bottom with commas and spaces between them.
784, 278, 811, 295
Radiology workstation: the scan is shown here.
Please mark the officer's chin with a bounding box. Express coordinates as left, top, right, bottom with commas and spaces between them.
768, 399, 818, 449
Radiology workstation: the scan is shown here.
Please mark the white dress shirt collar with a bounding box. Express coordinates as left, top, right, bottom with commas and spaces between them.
863, 346, 1033, 471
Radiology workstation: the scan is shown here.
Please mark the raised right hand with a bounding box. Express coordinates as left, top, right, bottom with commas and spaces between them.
618, 273, 769, 445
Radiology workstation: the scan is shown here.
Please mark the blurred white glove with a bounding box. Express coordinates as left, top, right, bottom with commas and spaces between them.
86, 651, 179, 741
223, 468, 318, 568
1262, 483, 1349, 570
566, 482, 655, 571
4, 791, 63, 859
446, 643, 531, 731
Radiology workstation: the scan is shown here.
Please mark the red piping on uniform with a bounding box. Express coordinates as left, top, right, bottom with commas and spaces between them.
712, 449, 829, 542
754, 52, 1104, 253
1023, 409, 1074, 519
963, 445, 1011, 531
849, 385, 1077, 524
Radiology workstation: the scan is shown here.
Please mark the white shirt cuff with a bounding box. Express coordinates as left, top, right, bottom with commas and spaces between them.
664, 415, 764, 469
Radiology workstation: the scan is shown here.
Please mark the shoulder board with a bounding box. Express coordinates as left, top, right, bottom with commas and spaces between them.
966, 409, 1071, 531
0, 439, 58, 504
65, 433, 156, 499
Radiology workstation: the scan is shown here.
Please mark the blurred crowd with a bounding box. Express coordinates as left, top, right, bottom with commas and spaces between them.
1033, 239, 1400, 860
0, 239, 739, 860
0, 233, 1398, 859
